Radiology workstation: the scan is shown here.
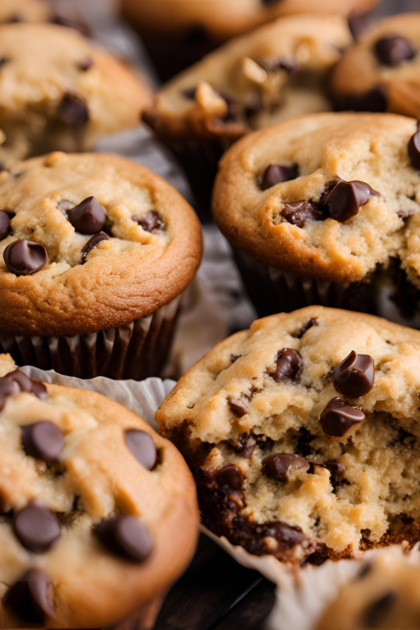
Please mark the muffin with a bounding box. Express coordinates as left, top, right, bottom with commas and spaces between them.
316, 549, 420, 629
157, 306, 420, 564
212, 112, 420, 324
0, 23, 152, 164
332, 13, 420, 117
0, 151, 202, 379
144, 14, 353, 213
121, 0, 378, 81
0, 353, 199, 628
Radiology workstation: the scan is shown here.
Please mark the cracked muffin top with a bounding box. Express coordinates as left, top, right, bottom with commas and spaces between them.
332, 14, 420, 118
0, 152, 202, 337
122, 0, 378, 41
0, 23, 152, 162
143, 15, 353, 142
212, 112, 420, 284
0, 354, 198, 628
157, 307, 420, 562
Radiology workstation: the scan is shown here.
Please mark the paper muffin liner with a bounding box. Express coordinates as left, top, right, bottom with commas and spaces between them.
0, 296, 181, 381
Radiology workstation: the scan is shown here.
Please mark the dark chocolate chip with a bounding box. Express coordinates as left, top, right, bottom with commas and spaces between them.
79, 58, 93, 71
0, 376, 20, 411
320, 397, 365, 437
343, 86, 388, 113
0, 370, 47, 411
261, 453, 309, 482
0, 57, 9, 69
228, 398, 248, 418
362, 592, 397, 628
4, 569, 54, 624
268, 348, 302, 383
125, 429, 157, 471
132, 210, 165, 232
232, 434, 256, 458
375, 35, 416, 67
259, 164, 297, 191
230, 354, 242, 364
323, 180, 379, 222
408, 120, 420, 169
334, 350, 375, 398
398, 209, 414, 219
67, 196, 106, 235
0, 210, 11, 240
13, 501, 61, 553
216, 464, 243, 492
94, 514, 153, 563
182, 87, 197, 100
21, 421, 64, 464
3, 240, 47, 275
58, 93, 89, 127
324, 460, 346, 482
282, 200, 328, 228
291, 318, 318, 339
81, 231, 110, 260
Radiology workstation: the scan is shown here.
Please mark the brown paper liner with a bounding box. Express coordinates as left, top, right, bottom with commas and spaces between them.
0, 297, 181, 381
233, 248, 376, 318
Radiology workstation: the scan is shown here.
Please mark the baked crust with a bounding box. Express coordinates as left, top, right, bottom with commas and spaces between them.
0, 152, 202, 336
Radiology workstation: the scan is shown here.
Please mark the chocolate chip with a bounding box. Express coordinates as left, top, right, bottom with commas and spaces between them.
232, 434, 256, 458
94, 514, 153, 563
362, 592, 397, 628
334, 351, 375, 398
0, 57, 9, 69
21, 422, 64, 464
58, 93, 89, 127
291, 318, 318, 339
0, 210, 11, 240
343, 86, 388, 112
259, 164, 297, 191
67, 196, 106, 235
4, 569, 54, 624
132, 210, 165, 232
0, 376, 20, 411
3, 240, 47, 276
0, 370, 47, 410
230, 354, 242, 364
13, 501, 61, 553
268, 348, 302, 383
79, 58, 93, 71
261, 453, 309, 482
81, 232, 110, 260
216, 464, 243, 492
228, 398, 248, 417
408, 120, 420, 169
182, 87, 197, 100
375, 35, 416, 67
323, 180, 379, 222
324, 460, 345, 482
125, 429, 157, 471
282, 200, 328, 228
320, 398, 365, 437
398, 209, 414, 219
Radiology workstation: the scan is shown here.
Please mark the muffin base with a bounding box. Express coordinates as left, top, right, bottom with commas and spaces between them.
0, 297, 181, 380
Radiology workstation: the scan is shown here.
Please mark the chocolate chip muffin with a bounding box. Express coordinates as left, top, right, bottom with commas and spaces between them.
0, 353, 198, 628
122, 0, 378, 81
212, 112, 420, 324
316, 549, 420, 629
0, 151, 202, 379
0, 23, 152, 164
157, 306, 420, 564
144, 14, 353, 213
332, 14, 420, 117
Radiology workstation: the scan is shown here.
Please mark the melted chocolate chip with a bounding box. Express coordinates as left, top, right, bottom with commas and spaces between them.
125, 429, 157, 471
21, 421, 64, 464
2, 370, 47, 404
262, 453, 309, 482
362, 592, 397, 628
320, 398, 365, 437
334, 351, 375, 398
58, 93, 89, 127
282, 200, 328, 228
4, 569, 54, 624
228, 398, 248, 417
81, 232, 110, 260
268, 348, 302, 383
132, 210, 165, 232
408, 120, 420, 169
323, 180, 379, 222
0, 210, 11, 240
259, 164, 297, 191
94, 514, 153, 563
0, 376, 20, 411
292, 317, 318, 339
3, 240, 47, 275
216, 465, 243, 492
13, 501, 61, 553
0, 57, 9, 69
343, 86, 388, 113
232, 434, 256, 458
79, 58, 93, 71
67, 196, 106, 235
375, 35, 416, 67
